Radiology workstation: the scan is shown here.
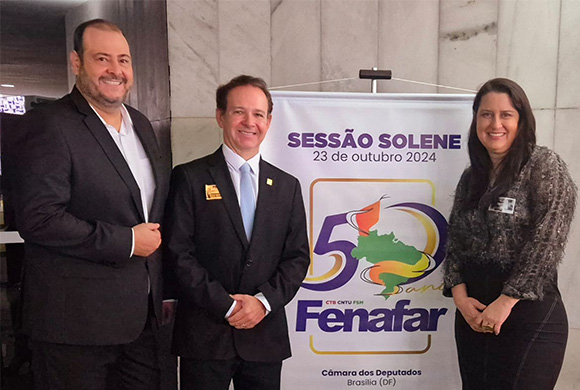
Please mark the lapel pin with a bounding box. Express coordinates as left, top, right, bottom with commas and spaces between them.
266, 178, 273, 186
205, 184, 222, 200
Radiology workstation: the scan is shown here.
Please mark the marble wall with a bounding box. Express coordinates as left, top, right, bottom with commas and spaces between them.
167, 0, 580, 388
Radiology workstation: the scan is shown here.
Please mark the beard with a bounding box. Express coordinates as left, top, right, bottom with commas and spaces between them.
76, 66, 130, 109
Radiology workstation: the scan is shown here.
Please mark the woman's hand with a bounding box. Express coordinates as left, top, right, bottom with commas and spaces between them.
479, 294, 519, 335
451, 284, 487, 332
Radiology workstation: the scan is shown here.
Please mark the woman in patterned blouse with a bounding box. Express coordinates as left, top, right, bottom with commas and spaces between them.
443, 78, 576, 390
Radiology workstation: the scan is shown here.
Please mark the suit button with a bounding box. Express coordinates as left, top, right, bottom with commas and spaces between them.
246, 259, 253, 267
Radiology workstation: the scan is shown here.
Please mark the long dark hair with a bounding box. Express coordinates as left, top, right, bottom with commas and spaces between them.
465, 78, 536, 208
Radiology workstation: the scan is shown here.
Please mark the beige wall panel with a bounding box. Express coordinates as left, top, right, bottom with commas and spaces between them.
167, 0, 219, 118
439, 0, 497, 92
497, 0, 560, 109
271, 0, 321, 92
557, 0, 580, 108
554, 108, 580, 329
533, 109, 555, 149
320, 0, 378, 92
218, 0, 271, 84
171, 117, 222, 166
378, 0, 439, 93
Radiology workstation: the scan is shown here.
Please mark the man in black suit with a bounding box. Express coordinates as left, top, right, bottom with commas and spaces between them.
163, 75, 310, 389
14, 19, 171, 389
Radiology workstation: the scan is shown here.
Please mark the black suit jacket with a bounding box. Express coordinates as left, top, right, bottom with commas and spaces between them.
14, 86, 171, 345
164, 147, 309, 362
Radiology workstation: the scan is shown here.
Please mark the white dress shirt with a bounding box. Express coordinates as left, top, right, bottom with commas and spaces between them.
90, 104, 156, 257
222, 144, 271, 317
223, 143, 260, 207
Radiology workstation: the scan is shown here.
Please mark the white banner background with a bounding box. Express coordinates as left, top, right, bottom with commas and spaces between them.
261, 92, 473, 390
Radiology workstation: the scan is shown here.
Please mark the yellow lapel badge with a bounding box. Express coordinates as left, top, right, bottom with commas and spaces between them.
266, 178, 273, 186
205, 184, 222, 200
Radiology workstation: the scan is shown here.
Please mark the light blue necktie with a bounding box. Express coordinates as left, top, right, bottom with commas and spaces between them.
240, 163, 256, 239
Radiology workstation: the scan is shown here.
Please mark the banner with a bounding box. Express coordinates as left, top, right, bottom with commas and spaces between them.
261, 91, 474, 389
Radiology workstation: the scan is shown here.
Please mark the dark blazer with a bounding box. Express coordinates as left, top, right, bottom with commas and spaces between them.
164, 147, 309, 362
14, 86, 171, 345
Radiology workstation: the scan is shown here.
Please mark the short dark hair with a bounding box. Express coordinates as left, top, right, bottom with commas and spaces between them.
216, 75, 273, 114
73, 19, 124, 60
465, 78, 536, 208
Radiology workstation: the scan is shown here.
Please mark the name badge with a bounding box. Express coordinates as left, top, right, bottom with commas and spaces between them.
205, 184, 222, 200
488, 197, 515, 214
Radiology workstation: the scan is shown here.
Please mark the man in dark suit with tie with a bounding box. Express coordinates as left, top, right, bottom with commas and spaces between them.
163, 75, 310, 389
14, 19, 171, 389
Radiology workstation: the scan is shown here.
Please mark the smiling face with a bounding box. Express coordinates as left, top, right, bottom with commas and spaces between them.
476, 92, 520, 167
216, 85, 272, 160
71, 26, 133, 113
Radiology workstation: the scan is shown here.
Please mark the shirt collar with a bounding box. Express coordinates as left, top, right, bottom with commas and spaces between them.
120, 104, 133, 127
222, 144, 260, 174
88, 103, 133, 135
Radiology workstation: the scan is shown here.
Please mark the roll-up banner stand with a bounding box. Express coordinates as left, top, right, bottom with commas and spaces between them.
261, 91, 474, 389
